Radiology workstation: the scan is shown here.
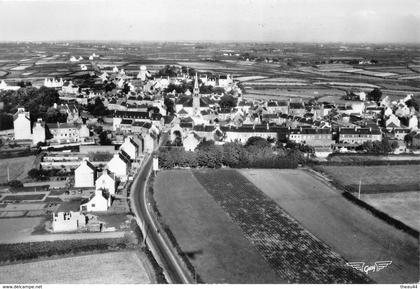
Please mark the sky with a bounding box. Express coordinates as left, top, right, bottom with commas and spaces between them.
0, 0, 419, 43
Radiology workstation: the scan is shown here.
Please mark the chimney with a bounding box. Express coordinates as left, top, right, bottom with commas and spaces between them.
54, 103, 58, 109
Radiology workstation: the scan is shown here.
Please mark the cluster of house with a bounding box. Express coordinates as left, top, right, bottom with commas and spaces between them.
154, 74, 419, 156
12, 105, 91, 146
52, 135, 144, 232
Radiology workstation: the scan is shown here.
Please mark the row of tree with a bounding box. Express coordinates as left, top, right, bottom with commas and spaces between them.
158, 137, 306, 169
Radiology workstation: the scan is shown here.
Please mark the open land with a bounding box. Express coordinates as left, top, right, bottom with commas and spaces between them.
191, 169, 371, 283
314, 165, 420, 193
154, 170, 281, 284
239, 169, 419, 284
0, 251, 151, 283
361, 191, 420, 231
0, 156, 36, 183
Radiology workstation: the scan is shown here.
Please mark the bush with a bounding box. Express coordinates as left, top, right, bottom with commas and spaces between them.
7, 180, 23, 188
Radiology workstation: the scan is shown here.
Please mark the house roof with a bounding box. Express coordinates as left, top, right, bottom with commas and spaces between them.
47, 122, 78, 129
114, 110, 149, 119
56, 200, 83, 213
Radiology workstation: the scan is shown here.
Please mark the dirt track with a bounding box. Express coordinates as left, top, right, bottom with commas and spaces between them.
240, 169, 419, 284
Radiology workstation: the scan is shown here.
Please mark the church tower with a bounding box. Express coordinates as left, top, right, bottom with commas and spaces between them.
193, 72, 200, 114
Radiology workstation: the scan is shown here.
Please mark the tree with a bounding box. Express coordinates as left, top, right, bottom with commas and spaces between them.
7, 180, 23, 188
0, 113, 13, 130
219, 95, 237, 109
367, 88, 382, 102
404, 133, 413, 147
164, 97, 175, 115
87, 98, 108, 116
99, 131, 112, 145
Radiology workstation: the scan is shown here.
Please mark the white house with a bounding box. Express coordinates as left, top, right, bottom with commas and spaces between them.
0, 80, 20, 91
120, 137, 139, 160
107, 152, 131, 181
74, 158, 97, 188
95, 169, 116, 196
183, 132, 201, 151
79, 124, 90, 139
32, 118, 46, 145
44, 78, 64, 88
13, 108, 32, 140
386, 114, 401, 128
143, 133, 155, 153
80, 189, 111, 212
52, 200, 86, 232
409, 115, 418, 130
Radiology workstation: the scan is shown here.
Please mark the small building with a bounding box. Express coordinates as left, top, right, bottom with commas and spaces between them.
13, 108, 31, 140
32, 118, 46, 145
52, 201, 86, 232
338, 127, 382, 144
183, 132, 201, 151
107, 152, 131, 181
95, 169, 116, 195
80, 189, 111, 212
120, 136, 139, 160
74, 158, 97, 188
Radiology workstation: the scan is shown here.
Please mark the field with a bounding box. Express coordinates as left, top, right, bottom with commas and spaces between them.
192, 169, 372, 283
0, 217, 45, 243
239, 169, 419, 284
154, 170, 281, 283
0, 156, 36, 183
361, 191, 420, 231
0, 251, 151, 284
314, 165, 420, 193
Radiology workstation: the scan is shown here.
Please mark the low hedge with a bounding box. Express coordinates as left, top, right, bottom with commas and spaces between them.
342, 191, 419, 239
0, 237, 131, 263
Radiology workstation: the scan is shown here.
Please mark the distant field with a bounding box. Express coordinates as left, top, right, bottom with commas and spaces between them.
0, 156, 36, 183
315, 165, 420, 193
0, 251, 150, 284
154, 170, 281, 283
361, 191, 420, 231
240, 169, 419, 284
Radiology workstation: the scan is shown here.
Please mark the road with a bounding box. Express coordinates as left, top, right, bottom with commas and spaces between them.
130, 133, 193, 284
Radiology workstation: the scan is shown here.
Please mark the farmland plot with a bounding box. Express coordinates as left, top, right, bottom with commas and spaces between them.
0, 251, 151, 284
193, 169, 372, 283
240, 169, 419, 284
154, 170, 281, 283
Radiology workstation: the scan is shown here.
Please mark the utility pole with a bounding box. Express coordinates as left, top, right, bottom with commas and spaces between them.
358, 179, 362, 199
7, 166, 10, 182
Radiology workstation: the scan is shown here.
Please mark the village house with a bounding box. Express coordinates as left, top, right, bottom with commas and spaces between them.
288, 101, 306, 116
120, 136, 139, 160
338, 127, 382, 144
52, 201, 87, 232
46, 122, 81, 143
44, 78, 64, 88
13, 107, 31, 140
113, 110, 151, 131
107, 151, 131, 181
32, 118, 46, 145
0, 80, 20, 91
96, 169, 116, 196
289, 128, 334, 147
74, 158, 97, 188
221, 125, 287, 143
80, 189, 111, 212
183, 132, 201, 151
